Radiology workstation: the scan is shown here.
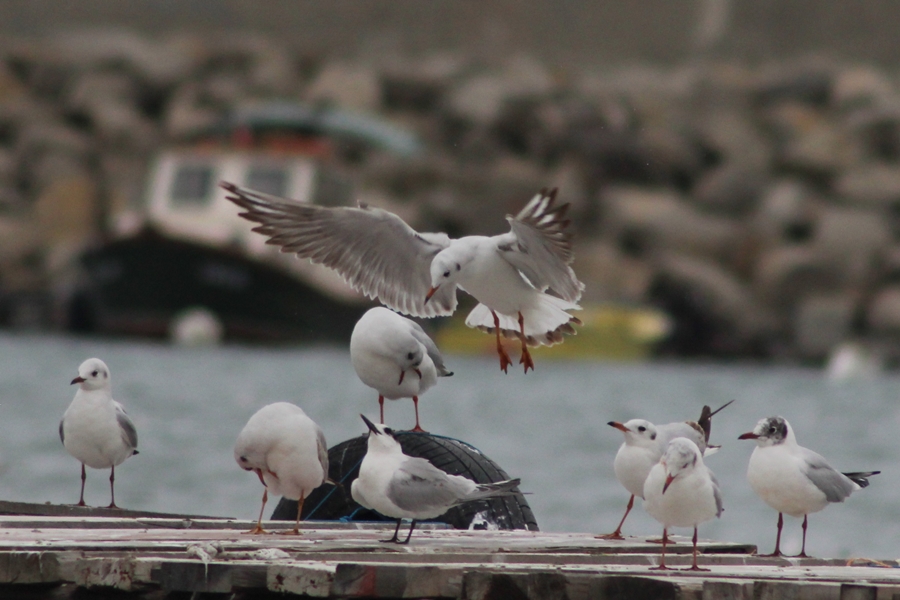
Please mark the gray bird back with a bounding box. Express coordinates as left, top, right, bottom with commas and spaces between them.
386, 457, 471, 512
115, 405, 139, 451
800, 447, 857, 502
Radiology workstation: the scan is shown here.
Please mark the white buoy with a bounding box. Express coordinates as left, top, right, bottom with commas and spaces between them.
169, 307, 224, 347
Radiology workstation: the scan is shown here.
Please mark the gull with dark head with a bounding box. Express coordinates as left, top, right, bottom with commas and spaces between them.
350, 307, 452, 432
351, 414, 522, 543
222, 182, 583, 373
601, 400, 733, 540
643, 437, 723, 571
60, 358, 139, 508
234, 402, 329, 534
738, 416, 879, 557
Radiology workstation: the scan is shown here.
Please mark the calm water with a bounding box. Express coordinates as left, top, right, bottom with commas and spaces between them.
0, 332, 896, 559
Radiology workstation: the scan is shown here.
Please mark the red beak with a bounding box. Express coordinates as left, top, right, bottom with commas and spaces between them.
738, 432, 759, 440
607, 421, 629, 433
424, 286, 438, 304
662, 473, 676, 494
70, 376, 85, 385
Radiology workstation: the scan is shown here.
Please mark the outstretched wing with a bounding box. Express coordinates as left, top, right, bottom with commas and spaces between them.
222, 182, 457, 318
498, 188, 584, 303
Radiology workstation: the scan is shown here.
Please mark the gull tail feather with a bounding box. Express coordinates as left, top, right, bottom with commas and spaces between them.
462, 478, 522, 503
465, 296, 581, 347
842, 471, 880, 488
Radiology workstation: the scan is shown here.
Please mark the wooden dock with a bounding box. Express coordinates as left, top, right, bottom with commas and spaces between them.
0, 511, 897, 599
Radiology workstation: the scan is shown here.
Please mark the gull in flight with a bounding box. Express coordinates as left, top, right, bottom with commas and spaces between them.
351, 414, 522, 543
234, 402, 330, 534
601, 400, 733, 540
738, 416, 879, 557
222, 182, 583, 373
351, 307, 452, 431
60, 358, 139, 508
643, 437, 723, 571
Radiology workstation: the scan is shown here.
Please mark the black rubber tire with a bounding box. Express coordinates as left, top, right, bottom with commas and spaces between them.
271, 432, 538, 531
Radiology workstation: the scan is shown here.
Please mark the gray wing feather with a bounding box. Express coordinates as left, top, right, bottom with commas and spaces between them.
58, 419, 65, 445
316, 426, 329, 480
408, 321, 453, 376
222, 182, 457, 317
499, 190, 584, 303
657, 422, 707, 453
800, 448, 857, 502
386, 457, 472, 512
114, 403, 138, 451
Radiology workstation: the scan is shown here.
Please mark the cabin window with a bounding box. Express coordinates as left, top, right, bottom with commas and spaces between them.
246, 165, 288, 197
170, 164, 214, 207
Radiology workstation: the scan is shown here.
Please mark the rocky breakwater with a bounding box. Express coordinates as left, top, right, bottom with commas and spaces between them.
0, 30, 897, 364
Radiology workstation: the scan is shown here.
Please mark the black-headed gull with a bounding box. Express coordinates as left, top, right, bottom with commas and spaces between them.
234, 402, 329, 534
60, 358, 138, 508
350, 307, 452, 432
643, 437, 723, 571
351, 415, 522, 543
222, 182, 584, 373
738, 416, 879, 557
601, 400, 732, 540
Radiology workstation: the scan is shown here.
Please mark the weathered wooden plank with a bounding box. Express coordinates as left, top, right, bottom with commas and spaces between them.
0, 500, 224, 521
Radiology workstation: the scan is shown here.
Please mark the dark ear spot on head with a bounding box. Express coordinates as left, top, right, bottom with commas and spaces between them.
384, 427, 394, 435
456, 263, 461, 271
650, 432, 657, 440
239, 456, 248, 462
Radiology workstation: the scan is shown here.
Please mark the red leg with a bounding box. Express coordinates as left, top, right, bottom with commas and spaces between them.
650, 527, 671, 570
759, 513, 784, 557
686, 526, 710, 571
491, 311, 512, 373
245, 487, 268, 534
379, 396, 385, 424
279, 493, 305, 535
517, 312, 535, 373
795, 515, 809, 558
107, 465, 119, 509
648, 529, 677, 544
77, 464, 87, 507
596, 495, 633, 540
410, 397, 426, 432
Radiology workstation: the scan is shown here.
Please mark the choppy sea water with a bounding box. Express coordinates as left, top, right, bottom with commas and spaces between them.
0, 332, 896, 560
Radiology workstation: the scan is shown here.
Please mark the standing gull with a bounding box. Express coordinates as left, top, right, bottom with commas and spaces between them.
643, 437, 723, 571
222, 182, 583, 373
738, 416, 879, 557
60, 358, 138, 508
601, 400, 733, 540
351, 415, 522, 543
351, 307, 452, 431
234, 402, 329, 534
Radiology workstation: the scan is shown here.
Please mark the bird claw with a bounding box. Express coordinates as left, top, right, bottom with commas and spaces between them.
519, 348, 535, 373
243, 526, 268, 535
497, 347, 513, 373
595, 531, 625, 540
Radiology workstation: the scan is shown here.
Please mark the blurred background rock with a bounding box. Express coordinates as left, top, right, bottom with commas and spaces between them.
2, 0, 900, 365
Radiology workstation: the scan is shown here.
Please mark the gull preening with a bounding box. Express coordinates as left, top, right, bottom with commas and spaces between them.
351, 415, 522, 543
234, 402, 329, 534
222, 182, 584, 373
600, 400, 733, 540
738, 416, 879, 557
643, 437, 723, 571
59, 358, 139, 508
350, 307, 452, 432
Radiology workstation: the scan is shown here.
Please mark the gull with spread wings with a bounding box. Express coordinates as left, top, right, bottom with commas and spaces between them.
222, 182, 584, 373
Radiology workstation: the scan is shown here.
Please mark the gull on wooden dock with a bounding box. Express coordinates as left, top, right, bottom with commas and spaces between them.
222, 182, 584, 374
601, 400, 733, 540
739, 416, 880, 557
350, 307, 452, 432
643, 437, 723, 571
59, 358, 138, 509
351, 414, 522, 543
234, 402, 329, 534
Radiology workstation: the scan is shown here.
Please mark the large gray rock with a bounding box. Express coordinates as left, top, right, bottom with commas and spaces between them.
750, 178, 819, 246
812, 206, 891, 286
866, 285, 900, 336
753, 245, 841, 313
793, 293, 857, 360
834, 163, 900, 208
692, 163, 767, 216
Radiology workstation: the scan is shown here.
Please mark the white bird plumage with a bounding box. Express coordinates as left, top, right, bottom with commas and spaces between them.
643, 437, 723, 571
351, 415, 522, 543
222, 182, 584, 373
59, 358, 138, 508
234, 402, 329, 534
600, 400, 732, 540
350, 307, 452, 432
739, 416, 879, 557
